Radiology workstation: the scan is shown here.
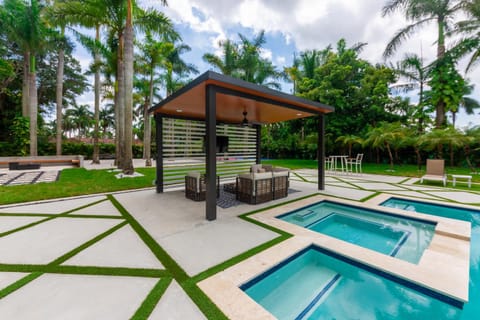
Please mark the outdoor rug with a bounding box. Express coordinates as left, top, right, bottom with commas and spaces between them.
216, 188, 301, 209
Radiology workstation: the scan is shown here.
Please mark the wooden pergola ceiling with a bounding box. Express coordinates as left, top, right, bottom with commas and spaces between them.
150, 71, 334, 124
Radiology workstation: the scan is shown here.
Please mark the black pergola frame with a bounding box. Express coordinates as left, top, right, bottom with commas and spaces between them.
150, 71, 334, 221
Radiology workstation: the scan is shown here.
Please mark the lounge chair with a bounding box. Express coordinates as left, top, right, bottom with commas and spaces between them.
420, 159, 446, 187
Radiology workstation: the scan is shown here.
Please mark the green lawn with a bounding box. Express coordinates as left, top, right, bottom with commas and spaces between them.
1, 159, 479, 205
0, 168, 157, 205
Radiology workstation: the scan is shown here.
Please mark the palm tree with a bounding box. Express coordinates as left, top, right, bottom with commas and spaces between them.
419, 126, 469, 165
1, 0, 48, 156
335, 134, 363, 157
364, 122, 405, 170
451, 0, 480, 72
99, 105, 115, 138
203, 39, 239, 76
450, 84, 480, 127
66, 104, 93, 138
382, 0, 467, 128
391, 53, 430, 133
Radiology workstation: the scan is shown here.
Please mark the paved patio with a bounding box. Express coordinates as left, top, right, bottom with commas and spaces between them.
0, 169, 479, 319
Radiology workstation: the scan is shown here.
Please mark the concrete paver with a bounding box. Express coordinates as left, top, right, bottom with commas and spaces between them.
63, 225, 163, 269
71, 200, 122, 216
318, 185, 375, 200
158, 217, 278, 276
148, 280, 206, 320
0, 274, 157, 319
350, 182, 408, 191
0, 217, 120, 264
0, 196, 106, 214
0, 216, 45, 233
426, 191, 480, 203
0, 272, 28, 290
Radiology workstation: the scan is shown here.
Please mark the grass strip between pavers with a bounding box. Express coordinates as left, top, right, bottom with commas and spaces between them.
0, 272, 43, 300
108, 194, 229, 320
131, 277, 173, 319
0, 198, 113, 239
0, 264, 168, 278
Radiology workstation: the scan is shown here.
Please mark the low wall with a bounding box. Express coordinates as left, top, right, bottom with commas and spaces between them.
0, 155, 84, 169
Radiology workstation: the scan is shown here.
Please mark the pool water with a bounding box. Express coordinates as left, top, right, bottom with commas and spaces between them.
242, 246, 461, 320
382, 198, 480, 320
279, 201, 435, 263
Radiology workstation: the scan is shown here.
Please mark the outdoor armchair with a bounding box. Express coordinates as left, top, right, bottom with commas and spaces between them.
236, 172, 274, 204
185, 171, 220, 201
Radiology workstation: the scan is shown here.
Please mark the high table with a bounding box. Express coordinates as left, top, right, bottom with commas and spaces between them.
328, 155, 348, 173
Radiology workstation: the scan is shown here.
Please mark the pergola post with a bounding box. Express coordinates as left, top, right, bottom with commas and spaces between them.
205, 85, 217, 221
155, 113, 163, 193
318, 114, 325, 190
255, 124, 261, 164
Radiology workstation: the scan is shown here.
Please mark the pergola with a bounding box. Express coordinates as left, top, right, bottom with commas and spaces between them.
150, 71, 334, 221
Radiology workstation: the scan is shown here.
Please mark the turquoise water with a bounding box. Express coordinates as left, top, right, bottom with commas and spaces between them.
382, 198, 480, 320
279, 201, 434, 263
242, 246, 461, 320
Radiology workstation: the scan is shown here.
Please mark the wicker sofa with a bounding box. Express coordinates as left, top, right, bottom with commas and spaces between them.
185, 172, 220, 201
236, 168, 289, 204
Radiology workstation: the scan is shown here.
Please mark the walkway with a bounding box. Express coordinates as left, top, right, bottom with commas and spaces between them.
0, 170, 478, 319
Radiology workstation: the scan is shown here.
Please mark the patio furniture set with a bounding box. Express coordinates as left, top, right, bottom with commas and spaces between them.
326, 153, 364, 174
420, 159, 472, 188
185, 164, 290, 204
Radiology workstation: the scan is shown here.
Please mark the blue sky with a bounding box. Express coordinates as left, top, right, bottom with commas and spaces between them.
73, 0, 479, 128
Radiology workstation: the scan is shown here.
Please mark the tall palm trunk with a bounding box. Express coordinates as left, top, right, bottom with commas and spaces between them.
122, 0, 134, 174
92, 25, 101, 164
56, 27, 65, 156
144, 70, 153, 167
22, 52, 30, 117
28, 55, 38, 156
116, 34, 125, 169
435, 17, 446, 128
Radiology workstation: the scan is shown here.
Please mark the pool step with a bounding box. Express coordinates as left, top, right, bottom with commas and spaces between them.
295, 273, 342, 320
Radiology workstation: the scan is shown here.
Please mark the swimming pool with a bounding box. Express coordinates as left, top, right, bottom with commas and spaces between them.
278, 200, 435, 263
241, 245, 461, 320
381, 198, 480, 319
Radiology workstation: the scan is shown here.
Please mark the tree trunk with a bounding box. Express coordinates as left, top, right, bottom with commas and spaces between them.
435, 17, 446, 129
122, 0, 135, 174
92, 25, 101, 164
144, 70, 153, 167
55, 35, 65, 156
386, 143, 394, 170
415, 147, 422, 171
450, 142, 454, 167
376, 148, 380, 164
28, 57, 37, 156
116, 33, 125, 169
451, 111, 456, 128
22, 52, 30, 117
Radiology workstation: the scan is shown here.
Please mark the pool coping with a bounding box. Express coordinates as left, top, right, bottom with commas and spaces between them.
198, 194, 471, 320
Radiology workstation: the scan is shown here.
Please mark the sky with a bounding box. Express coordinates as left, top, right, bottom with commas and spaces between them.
73, 0, 479, 129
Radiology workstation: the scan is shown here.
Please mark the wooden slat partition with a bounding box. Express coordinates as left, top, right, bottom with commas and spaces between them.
162, 118, 256, 186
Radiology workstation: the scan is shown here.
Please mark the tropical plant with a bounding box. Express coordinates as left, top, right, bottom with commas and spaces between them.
382, 0, 467, 128
391, 53, 431, 133
1, 0, 49, 155
335, 134, 363, 157
203, 30, 281, 89
364, 122, 405, 170
65, 104, 93, 138
418, 126, 469, 165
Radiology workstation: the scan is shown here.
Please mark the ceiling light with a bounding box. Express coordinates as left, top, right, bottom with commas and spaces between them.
296, 113, 302, 116
176, 109, 183, 113
241, 110, 249, 127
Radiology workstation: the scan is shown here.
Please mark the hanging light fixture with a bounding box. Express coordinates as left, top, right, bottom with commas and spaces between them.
241, 110, 249, 127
